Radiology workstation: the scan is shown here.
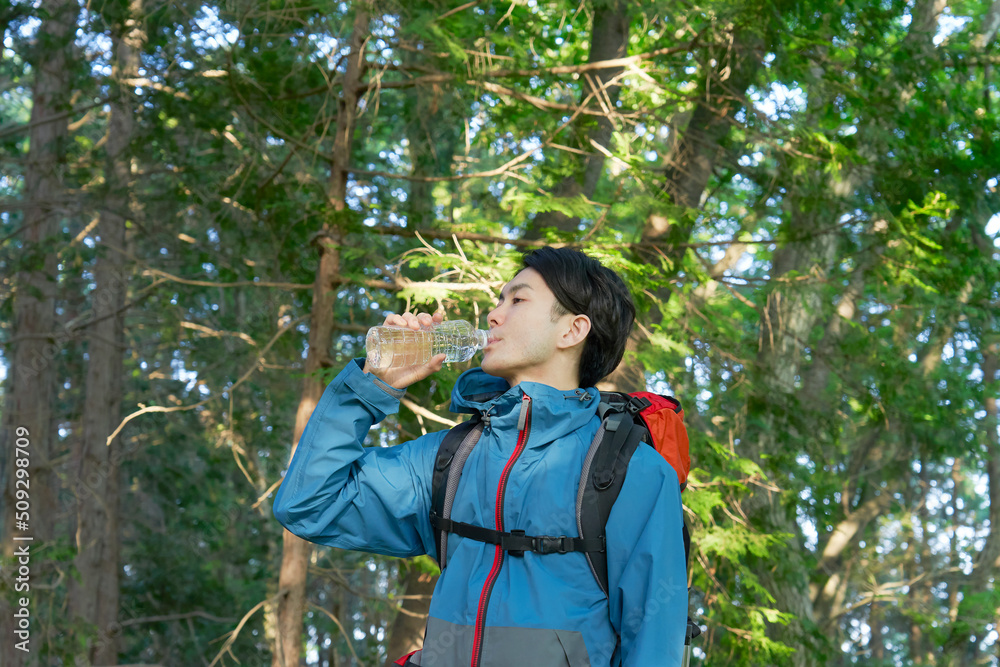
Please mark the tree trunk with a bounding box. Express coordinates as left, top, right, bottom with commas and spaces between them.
652, 25, 763, 233
402, 32, 460, 229
271, 6, 369, 667
799, 253, 871, 403
0, 0, 79, 664
971, 343, 1000, 582
912, 462, 933, 665
596, 334, 644, 392
525, 0, 631, 238
870, 601, 884, 663
739, 175, 842, 663
66, 2, 142, 663
375, 9, 473, 657
749, 1, 959, 658
603, 24, 764, 391
383, 563, 435, 666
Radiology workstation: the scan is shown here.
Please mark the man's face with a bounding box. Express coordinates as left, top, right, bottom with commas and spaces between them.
481, 268, 579, 387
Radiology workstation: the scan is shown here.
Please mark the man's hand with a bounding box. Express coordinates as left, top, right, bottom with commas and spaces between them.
363, 310, 446, 390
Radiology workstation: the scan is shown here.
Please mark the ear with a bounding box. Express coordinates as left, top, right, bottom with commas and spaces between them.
557, 314, 591, 350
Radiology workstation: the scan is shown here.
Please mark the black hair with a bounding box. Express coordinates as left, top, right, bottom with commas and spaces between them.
521, 246, 636, 388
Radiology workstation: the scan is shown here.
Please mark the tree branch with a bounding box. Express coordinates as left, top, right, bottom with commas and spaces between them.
437, 0, 483, 21
307, 603, 363, 664
140, 267, 312, 290
400, 397, 459, 428
105, 315, 308, 446
208, 593, 281, 667
0, 96, 110, 139
973, 0, 1000, 48
813, 492, 895, 592
372, 42, 694, 83
118, 611, 236, 627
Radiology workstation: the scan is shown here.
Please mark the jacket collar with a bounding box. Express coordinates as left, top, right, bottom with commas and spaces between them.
450, 367, 600, 446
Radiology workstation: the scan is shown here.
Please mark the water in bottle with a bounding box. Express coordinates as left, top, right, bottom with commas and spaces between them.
366, 320, 489, 369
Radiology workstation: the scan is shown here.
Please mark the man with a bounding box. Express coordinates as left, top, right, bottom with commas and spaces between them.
273, 247, 687, 666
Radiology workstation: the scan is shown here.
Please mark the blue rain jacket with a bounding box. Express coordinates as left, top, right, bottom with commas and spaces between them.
273, 360, 687, 666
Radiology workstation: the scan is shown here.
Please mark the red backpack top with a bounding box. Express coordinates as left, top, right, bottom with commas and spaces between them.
622, 391, 690, 488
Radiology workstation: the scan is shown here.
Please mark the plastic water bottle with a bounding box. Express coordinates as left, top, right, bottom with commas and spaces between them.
366, 320, 489, 369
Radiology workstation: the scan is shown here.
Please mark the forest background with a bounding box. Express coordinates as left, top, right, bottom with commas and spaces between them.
1, 0, 999, 665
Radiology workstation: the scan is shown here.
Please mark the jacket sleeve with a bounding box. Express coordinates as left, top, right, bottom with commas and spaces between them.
272, 359, 446, 558
606, 445, 688, 666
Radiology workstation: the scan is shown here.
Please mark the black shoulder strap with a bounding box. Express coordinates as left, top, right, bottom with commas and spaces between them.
578, 405, 647, 595
584, 394, 700, 648
430, 416, 482, 567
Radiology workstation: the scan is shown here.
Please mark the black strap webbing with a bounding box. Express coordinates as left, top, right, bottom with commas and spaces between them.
430, 513, 605, 556
431, 418, 481, 566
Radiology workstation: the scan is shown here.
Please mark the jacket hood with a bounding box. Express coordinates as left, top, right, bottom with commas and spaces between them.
449, 367, 600, 447
449, 367, 510, 411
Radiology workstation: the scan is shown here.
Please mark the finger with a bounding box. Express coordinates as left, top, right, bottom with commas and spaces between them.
384, 313, 406, 327
417, 312, 433, 328
432, 310, 445, 324
402, 312, 420, 329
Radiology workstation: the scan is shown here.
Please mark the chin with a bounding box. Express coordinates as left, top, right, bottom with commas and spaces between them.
480, 360, 513, 385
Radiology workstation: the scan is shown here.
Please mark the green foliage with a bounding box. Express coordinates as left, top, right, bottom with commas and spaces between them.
504, 191, 599, 220
699, 526, 789, 561
3, 0, 1000, 664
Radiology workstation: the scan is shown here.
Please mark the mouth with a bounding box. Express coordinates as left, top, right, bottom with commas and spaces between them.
485, 333, 500, 348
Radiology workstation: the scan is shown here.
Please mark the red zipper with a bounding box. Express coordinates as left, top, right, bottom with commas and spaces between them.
470, 394, 531, 667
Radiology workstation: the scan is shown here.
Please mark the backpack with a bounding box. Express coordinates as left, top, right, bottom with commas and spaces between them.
427, 390, 700, 656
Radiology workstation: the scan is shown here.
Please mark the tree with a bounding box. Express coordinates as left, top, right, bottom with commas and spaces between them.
271, 4, 370, 666
1, 0, 80, 663
524, 0, 632, 239
66, 1, 143, 662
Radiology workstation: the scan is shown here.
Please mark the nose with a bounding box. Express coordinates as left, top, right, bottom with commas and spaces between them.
487, 303, 503, 328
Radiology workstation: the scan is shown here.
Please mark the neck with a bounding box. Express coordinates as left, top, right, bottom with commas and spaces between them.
505, 355, 582, 391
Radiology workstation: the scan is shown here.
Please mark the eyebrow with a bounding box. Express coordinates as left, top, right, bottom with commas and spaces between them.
496, 283, 533, 303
